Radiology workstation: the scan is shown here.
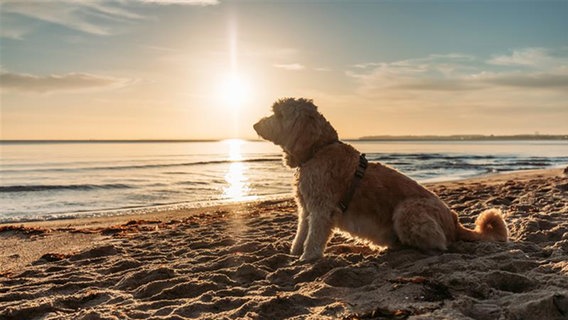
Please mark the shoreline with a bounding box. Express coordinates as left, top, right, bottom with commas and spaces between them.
2, 136, 567, 143
1, 167, 567, 318
1, 167, 564, 227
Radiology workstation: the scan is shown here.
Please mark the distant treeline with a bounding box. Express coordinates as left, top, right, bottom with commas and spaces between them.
357, 135, 568, 141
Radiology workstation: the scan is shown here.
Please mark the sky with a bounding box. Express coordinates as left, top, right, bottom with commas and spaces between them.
0, 0, 567, 140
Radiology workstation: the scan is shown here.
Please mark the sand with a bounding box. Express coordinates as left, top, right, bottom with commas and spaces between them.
1, 168, 567, 319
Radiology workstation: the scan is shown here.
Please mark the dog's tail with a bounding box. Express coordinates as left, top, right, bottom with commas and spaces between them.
456, 208, 508, 242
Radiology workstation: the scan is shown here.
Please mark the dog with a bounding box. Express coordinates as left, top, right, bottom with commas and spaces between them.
253, 98, 508, 261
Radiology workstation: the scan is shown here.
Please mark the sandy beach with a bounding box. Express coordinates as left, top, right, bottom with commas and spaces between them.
1, 168, 567, 319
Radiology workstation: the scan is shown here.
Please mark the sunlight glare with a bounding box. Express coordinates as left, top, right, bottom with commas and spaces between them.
226, 138, 244, 161
223, 139, 255, 201
223, 162, 249, 201
219, 73, 250, 108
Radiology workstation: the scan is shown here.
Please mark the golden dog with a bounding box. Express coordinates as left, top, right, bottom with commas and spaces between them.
254, 98, 508, 261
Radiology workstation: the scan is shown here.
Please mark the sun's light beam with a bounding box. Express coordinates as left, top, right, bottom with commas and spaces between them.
222, 139, 256, 202
219, 73, 250, 108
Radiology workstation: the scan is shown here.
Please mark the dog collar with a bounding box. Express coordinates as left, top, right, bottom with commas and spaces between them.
338, 153, 368, 212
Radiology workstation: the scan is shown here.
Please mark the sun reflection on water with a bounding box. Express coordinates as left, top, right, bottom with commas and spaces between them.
223, 139, 255, 201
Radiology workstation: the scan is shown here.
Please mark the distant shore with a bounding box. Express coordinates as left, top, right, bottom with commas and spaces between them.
357, 134, 568, 141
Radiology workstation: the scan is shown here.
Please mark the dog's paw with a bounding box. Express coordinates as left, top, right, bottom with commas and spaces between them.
290, 244, 303, 256
299, 252, 323, 262
289, 258, 311, 267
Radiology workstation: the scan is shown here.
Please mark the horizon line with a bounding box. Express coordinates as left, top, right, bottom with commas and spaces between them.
1, 134, 567, 143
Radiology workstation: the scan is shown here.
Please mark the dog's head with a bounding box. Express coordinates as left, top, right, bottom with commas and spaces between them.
253, 98, 338, 168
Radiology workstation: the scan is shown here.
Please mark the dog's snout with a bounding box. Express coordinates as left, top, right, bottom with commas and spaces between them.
254, 115, 279, 142
254, 117, 271, 135
253, 121, 262, 134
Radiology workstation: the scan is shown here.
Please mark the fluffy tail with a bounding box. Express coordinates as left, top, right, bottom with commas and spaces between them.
456, 209, 508, 242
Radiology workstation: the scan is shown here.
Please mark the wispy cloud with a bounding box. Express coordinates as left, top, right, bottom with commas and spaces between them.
0, 0, 218, 37
0, 71, 133, 93
0, 27, 27, 40
0, 14, 36, 40
1, 2, 144, 36
488, 47, 550, 67
347, 54, 478, 93
139, 0, 219, 4
273, 63, 305, 71
475, 71, 568, 89
352, 62, 382, 69
348, 49, 568, 94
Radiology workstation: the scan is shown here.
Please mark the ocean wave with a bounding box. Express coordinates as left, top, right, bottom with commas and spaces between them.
366, 153, 567, 169
95, 158, 280, 170
368, 153, 500, 161
0, 157, 281, 174
0, 183, 133, 193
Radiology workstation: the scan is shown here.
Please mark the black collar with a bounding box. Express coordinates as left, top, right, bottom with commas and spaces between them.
338, 153, 368, 212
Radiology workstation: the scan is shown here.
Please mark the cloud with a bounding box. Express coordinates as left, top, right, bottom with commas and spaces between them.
348, 49, 568, 95
488, 47, 568, 72
0, 14, 36, 40
0, 27, 27, 40
353, 54, 475, 70
352, 62, 382, 69
475, 72, 568, 89
0, 0, 218, 37
139, 0, 219, 4
1, 2, 145, 36
0, 71, 133, 93
488, 47, 549, 67
273, 63, 305, 71
347, 54, 481, 93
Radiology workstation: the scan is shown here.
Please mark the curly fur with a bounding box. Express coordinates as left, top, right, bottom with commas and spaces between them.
253, 98, 508, 261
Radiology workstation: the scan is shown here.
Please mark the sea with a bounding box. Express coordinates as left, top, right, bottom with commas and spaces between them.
1, 139, 567, 223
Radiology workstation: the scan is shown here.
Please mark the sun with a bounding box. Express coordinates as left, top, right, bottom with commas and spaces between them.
219, 73, 250, 108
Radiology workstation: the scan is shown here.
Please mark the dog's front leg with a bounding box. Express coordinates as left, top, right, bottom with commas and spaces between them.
299, 209, 335, 261
290, 206, 309, 256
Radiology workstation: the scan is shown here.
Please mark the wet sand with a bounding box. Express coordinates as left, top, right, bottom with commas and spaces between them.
1, 169, 567, 319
